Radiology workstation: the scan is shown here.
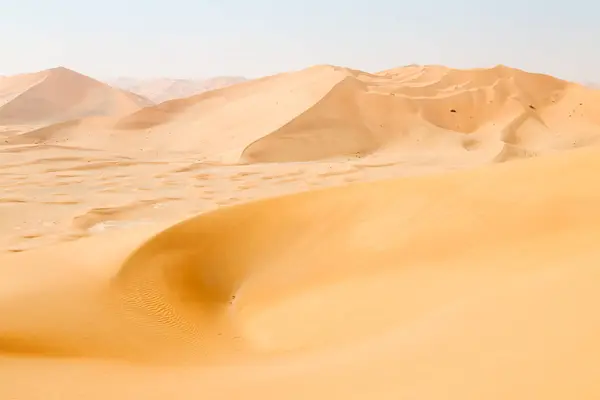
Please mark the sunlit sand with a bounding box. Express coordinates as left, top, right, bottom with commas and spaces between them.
1, 64, 600, 399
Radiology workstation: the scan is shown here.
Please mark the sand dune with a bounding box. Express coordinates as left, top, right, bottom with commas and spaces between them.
108, 76, 248, 103
0, 67, 152, 127
7, 64, 600, 165
2, 63, 600, 399
241, 64, 600, 162
2, 145, 600, 398
3, 66, 346, 152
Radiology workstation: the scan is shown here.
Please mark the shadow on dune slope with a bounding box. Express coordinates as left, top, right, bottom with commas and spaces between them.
241, 65, 600, 163
6, 64, 600, 165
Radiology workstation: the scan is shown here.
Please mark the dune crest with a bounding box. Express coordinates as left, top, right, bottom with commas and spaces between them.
8, 64, 600, 165
240, 64, 597, 162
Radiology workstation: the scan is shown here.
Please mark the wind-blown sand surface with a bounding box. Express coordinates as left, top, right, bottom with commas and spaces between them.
2, 64, 600, 399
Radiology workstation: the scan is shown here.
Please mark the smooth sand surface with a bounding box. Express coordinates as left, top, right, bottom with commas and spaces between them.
2, 64, 600, 399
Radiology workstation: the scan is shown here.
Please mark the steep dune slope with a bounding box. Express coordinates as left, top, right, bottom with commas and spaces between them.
6, 65, 350, 153
241, 64, 600, 162
1, 146, 600, 398
0, 67, 152, 126
110, 66, 352, 157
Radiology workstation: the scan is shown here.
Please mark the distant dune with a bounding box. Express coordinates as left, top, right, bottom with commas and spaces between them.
10, 64, 600, 165
107, 76, 248, 103
0, 67, 152, 127
585, 82, 600, 89
240, 64, 600, 163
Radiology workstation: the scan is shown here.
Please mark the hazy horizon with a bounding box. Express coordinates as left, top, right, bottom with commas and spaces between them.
2, 0, 598, 83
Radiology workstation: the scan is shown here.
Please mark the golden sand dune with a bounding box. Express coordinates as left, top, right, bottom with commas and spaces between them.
6, 64, 600, 165
2, 146, 600, 399
3, 65, 344, 152
0, 67, 152, 128
241, 64, 600, 162
2, 63, 600, 399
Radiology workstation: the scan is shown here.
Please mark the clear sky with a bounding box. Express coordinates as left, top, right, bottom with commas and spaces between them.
1, 0, 597, 83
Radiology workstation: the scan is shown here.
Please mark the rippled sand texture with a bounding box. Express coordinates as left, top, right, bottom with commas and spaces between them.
2, 64, 600, 399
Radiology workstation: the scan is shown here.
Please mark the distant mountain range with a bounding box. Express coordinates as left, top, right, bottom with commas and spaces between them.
106, 76, 248, 103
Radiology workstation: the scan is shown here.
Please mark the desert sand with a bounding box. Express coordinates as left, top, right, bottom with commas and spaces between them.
0, 67, 152, 132
1, 64, 600, 399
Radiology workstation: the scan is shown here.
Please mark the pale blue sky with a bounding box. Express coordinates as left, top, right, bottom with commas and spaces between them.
1, 0, 597, 82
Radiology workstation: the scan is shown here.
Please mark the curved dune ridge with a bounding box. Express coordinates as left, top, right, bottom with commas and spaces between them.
0, 67, 152, 127
240, 64, 600, 162
2, 146, 600, 398
7, 64, 600, 164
